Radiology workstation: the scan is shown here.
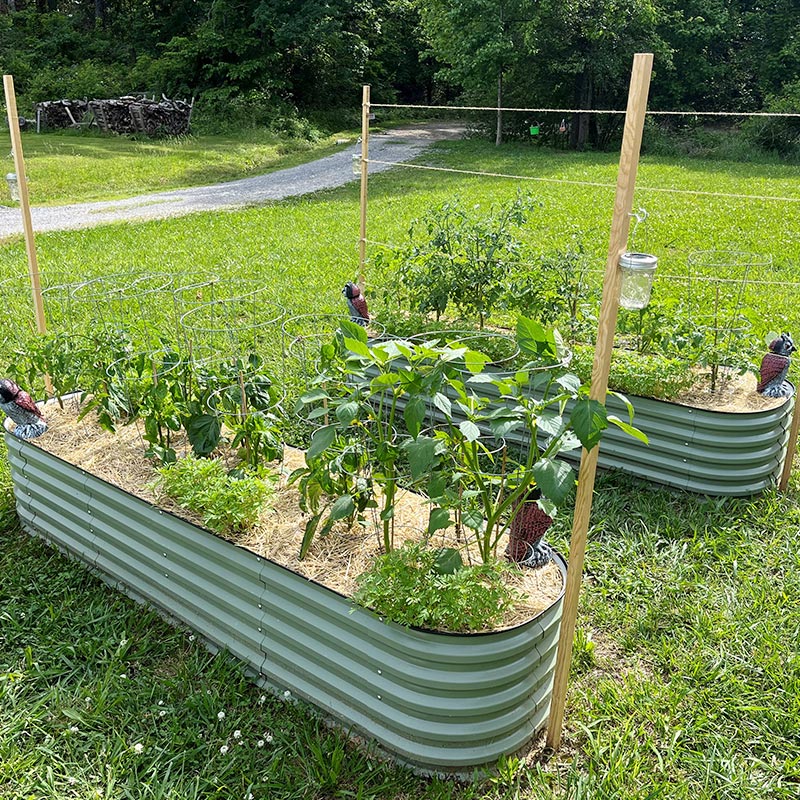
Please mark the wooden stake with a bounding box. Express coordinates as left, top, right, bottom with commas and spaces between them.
778, 396, 800, 491
4, 75, 47, 337
358, 85, 370, 287
545, 53, 654, 752
4, 74, 52, 396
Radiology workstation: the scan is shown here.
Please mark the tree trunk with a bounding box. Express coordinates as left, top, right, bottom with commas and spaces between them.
570, 68, 592, 150
495, 68, 503, 146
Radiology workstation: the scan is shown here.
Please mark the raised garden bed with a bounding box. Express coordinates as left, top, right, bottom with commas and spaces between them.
4, 415, 567, 774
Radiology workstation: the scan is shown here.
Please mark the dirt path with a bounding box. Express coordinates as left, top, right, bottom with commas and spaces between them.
0, 122, 464, 237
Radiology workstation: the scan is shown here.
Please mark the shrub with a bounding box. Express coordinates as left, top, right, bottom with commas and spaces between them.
154, 455, 274, 534
354, 542, 519, 632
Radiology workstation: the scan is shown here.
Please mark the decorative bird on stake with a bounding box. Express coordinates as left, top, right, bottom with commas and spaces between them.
757, 333, 796, 398
0, 378, 47, 439
342, 281, 369, 326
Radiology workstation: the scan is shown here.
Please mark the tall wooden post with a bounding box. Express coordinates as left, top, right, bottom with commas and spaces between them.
545, 53, 654, 752
3, 75, 48, 339
358, 85, 370, 286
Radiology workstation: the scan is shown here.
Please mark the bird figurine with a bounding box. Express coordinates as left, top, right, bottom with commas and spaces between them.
757, 333, 796, 398
342, 281, 369, 326
0, 378, 47, 439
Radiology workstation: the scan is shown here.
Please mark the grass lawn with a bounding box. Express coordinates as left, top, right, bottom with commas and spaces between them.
0, 128, 355, 206
1, 138, 799, 798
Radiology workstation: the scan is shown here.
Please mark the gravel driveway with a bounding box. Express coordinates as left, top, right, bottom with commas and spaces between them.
0, 122, 463, 237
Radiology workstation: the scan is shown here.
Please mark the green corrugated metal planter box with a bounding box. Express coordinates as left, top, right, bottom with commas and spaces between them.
4, 428, 567, 774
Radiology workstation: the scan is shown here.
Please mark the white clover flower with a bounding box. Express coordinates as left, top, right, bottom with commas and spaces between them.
120, 638, 128, 647
264, 732, 273, 743
157, 700, 164, 706
189, 635, 196, 642
119, 674, 127, 679
217, 711, 225, 721
85, 697, 92, 704
220, 744, 229, 754
257, 740, 265, 748
68, 726, 79, 733
258, 695, 266, 705
133, 743, 144, 754
159, 710, 166, 718
283, 690, 290, 699
233, 730, 242, 739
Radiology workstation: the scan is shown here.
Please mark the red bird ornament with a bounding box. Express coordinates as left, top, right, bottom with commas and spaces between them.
0, 378, 47, 439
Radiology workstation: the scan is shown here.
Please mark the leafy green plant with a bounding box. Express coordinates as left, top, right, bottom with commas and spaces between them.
418, 317, 646, 562
384, 191, 539, 327
153, 455, 274, 534
353, 541, 519, 632
289, 431, 376, 559
570, 344, 694, 400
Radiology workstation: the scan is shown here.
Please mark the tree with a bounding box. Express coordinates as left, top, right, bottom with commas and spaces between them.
419, 0, 531, 144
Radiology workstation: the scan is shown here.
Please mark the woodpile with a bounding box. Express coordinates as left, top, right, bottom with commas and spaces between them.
35, 99, 90, 130
35, 95, 194, 137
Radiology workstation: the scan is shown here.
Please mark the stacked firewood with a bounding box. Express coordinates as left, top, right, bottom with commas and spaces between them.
35, 99, 90, 130
34, 95, 193, 137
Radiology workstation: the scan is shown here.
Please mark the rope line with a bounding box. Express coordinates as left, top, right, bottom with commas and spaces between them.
370, 102, 800, 118
366, 159, 800, 204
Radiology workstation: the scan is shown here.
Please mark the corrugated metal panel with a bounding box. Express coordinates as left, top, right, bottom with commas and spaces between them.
362, 365, 794, 497
5, 432, 565, 773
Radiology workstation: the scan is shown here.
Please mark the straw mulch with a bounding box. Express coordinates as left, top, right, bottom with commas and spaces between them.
29, 399, 562, 631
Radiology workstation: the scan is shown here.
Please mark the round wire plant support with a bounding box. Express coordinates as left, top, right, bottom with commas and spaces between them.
179, 288, 285, 367
70, 272, 176, 350
104, 347, 186, 422
404, 328, 521, 370
281, 313, 387, 384
685, 250, 771, 394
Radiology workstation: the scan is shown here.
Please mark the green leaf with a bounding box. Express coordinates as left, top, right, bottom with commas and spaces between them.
608, 415, 649, 444
531, 459, 575, 505
463, 349, 490, 374
335, 401, 359, 427
462, 506, 484, 532
427, 508, 451, 537
517, 316, 556, 359
459, 419, 481, 442
185, 413, 221, 457
433, 547, 463, 575
329, 494, 355, 522
344, 337, 371, 358
570, 398, 608, 451
433, 392, 452, 419
299, 512, 324, 560
403, 395, 427, 438
307, 425, 336, 460
403, 435, 440, 480
339, 319, 368, 344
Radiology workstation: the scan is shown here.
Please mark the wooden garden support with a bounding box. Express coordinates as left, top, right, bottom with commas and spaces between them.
358, 85, 370, 287
546, 53, 654, 751
3, 75, 48, 339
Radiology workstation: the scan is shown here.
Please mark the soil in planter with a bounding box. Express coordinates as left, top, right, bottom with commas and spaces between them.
670, 367, 788, 412
28, 400, 563, 632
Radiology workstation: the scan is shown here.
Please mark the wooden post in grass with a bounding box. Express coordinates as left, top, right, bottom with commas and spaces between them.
778, 402, 800, 491
3, 75, 47, 338
545, 53, 653, 752
4, 74, 52, 397
358, 85, 371, 287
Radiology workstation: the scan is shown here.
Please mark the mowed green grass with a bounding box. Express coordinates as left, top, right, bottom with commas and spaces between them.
1, 139, 800, 798
0, 128, 354, 206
